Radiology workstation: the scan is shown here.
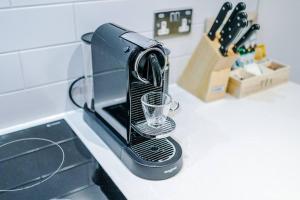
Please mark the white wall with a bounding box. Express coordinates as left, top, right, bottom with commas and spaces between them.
0, 0, 258, 128
258, 0, 300, 84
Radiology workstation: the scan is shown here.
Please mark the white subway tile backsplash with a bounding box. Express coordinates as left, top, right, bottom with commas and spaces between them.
0, 0, 259, 129
0, 53, 25, 93
11, 0, 74, 7
0, 80, 78, 128
169, 55, 190, 84
74, 0, 152, 39
20, 43, 84, 87
0, 4, 76, 53
0, 0, 10, 8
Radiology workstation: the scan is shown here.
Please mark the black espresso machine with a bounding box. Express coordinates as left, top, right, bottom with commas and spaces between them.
82, 23, 182, 180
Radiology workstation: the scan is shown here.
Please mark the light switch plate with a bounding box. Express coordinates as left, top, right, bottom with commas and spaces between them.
154, 9, 193, 38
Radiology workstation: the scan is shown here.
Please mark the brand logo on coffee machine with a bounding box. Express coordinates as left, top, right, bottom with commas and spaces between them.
164, 166, 177, 174
46, 121, 61, 128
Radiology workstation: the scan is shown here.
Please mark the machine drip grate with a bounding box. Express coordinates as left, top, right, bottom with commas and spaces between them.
132, 117, 176, 139
131, 138, 175, 163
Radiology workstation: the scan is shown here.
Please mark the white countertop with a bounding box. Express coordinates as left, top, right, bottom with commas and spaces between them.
1, 82, 300, 200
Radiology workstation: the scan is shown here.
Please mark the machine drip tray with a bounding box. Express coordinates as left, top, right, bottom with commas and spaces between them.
132, 117, 176, 139
131, 138, 176, 162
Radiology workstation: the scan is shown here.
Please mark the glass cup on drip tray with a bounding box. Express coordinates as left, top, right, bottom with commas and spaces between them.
141, 91, 173, 128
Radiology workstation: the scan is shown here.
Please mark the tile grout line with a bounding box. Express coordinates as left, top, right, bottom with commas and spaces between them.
0, 52, 192, 97
72, 3, 79, 41
16, 51, 27, 90
0, 41, 82, 55
0, 78, 75, 97
0, 0, 121, 10
0, 22, 204, 56
256, 0, 261, 20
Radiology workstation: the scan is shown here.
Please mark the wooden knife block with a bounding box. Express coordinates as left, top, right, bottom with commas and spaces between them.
178, 35, 237, 102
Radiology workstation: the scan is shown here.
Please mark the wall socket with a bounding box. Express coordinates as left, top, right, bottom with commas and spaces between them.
154, 9, 193, 38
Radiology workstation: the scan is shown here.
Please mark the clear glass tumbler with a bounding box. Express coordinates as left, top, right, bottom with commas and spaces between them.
141, 91, 172, 128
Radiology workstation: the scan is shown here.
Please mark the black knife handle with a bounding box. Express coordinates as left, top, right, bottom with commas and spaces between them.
220, 18, 248, 56
208, 2, 232, 40
233, 24, 260, 53
220, 2, 247, 37
220, 11, 248, 43
229, 2, 247, 23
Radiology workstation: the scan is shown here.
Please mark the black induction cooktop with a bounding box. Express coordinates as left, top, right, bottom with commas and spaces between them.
0, 119, 126, 200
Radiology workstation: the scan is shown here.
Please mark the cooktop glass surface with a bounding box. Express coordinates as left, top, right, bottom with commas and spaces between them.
0, 120, 126, 200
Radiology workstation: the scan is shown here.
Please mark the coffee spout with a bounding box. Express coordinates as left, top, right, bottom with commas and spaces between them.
148, 53, 163, 87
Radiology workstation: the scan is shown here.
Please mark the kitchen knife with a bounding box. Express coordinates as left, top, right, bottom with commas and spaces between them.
220, 2, 246, 38
219, 17, 248, 56
219, 11, 248, 44
232, 24, 260, 53
207, 2, 233, 41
